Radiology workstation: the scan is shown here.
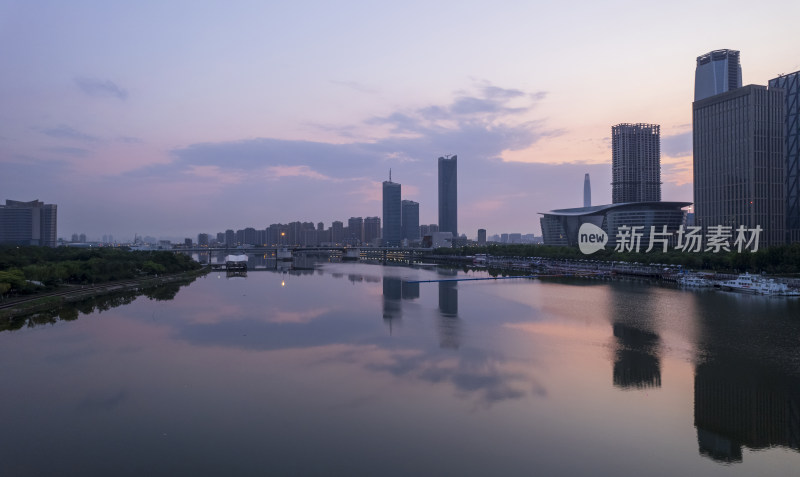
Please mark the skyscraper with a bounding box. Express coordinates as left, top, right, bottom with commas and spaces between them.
330, 220, 344, 244
348, 217, 364, 244
769, 70, 800, 242
477, 228, 486, 244
611, 124, 661, 204
364, 216, 381, 245
438, 155, 457, 237
0, 199, 57, 247
401, 200, 419, 242
695, 49, 742, 101
382, 176, 402, 247
583, 173, 591, 207
693, 84, 786, 246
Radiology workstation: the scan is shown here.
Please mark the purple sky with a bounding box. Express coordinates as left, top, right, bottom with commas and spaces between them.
1, 0, 798, 241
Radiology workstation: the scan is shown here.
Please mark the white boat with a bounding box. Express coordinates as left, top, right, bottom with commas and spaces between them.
678, 274, 713, 288
224, 254, 248, 271
720, 273, 800, 296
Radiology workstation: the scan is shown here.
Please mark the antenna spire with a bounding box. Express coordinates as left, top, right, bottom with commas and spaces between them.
389, 168, 392, 182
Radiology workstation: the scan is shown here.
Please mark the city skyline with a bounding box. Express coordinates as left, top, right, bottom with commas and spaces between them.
2, 1, 799, 239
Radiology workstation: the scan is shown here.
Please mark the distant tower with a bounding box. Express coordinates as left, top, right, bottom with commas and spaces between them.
382, 173, 402, 247
694, 49, 742, 101
438, 155, 458, 237
401, 200, 419, 242
611, 123, 661, 203
583, 173, 591, 208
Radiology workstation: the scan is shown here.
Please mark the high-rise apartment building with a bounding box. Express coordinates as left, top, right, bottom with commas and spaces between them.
401, 200, 419, 242
438, 155, 457, 237
382, 179, 402, 247
330, 221, 344, 244
477, 228, 486, 244
0, 199, 57, 247
583, 173, 591, 207
348, 217, 364, 244
693, 84, 786, 247
364, 217, 381, 245
611, 124, 661, 203
769, 70, 800, 242
695, 49, 742, 101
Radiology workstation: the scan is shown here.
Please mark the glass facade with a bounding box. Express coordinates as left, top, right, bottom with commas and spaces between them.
769, 71, 800, 243
692, 85, 786, 247
438, 155, 457, 237
382, 181, 401, 247
695, 49, 742, 101
539, 202, 689, 248
401, 200, 419, 242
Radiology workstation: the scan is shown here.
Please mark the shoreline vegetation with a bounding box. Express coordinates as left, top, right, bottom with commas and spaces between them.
0, 273, 202, 331
0, 246, 205, 323
4, 241, 800, 326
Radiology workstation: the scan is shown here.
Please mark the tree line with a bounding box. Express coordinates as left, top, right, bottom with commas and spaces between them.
0, 246, 202, 297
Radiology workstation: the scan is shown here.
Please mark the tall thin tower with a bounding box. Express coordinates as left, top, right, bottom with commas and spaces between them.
438, 155, 458, 237
583, 173, 591, 208
382, 172, 402, 247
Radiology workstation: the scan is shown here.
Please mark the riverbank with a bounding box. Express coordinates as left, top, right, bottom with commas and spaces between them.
426, 254, 800, 290
0, 267, 209, 322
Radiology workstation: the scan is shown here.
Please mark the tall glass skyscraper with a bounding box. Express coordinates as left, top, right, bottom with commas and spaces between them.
693, 84, 786, 247
611, 124, 661, 204
401, 200, 419, 242
769, 70, 800, 242
382, 179, 401, 247
438, 155, 457, 237
694, 49, 742, 101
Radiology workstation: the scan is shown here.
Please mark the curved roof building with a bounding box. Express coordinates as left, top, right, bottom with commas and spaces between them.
539, 201, 690, 249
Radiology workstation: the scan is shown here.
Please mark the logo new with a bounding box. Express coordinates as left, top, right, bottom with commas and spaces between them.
578, 223, 607, 254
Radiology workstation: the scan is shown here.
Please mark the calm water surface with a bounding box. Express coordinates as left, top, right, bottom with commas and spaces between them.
2, 261, 800, 476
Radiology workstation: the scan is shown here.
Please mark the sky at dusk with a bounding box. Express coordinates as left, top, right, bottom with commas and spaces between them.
2, 0, 799, 241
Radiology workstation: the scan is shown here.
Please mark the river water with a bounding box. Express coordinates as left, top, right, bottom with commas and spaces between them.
1, 260, 799, 476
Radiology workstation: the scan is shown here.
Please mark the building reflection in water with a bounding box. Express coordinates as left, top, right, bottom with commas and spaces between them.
607, 285, 662, 390
382, 277, 403, 325
694, 362, 800, 463
380, 271, 460, 347
691, 294, 800, 463
437, 271, 460, 350
402, 280, 420, 300
612, 324, 661, 389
